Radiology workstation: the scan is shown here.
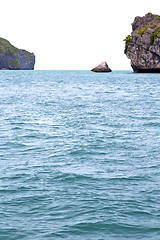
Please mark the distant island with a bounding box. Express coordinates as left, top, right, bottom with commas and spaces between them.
124, 13, 160, 73
0, 37, 35, 70
1, 13, 160, 72
91, 61, 112, 72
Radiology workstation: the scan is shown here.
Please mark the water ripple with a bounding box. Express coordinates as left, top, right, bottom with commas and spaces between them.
0, 70, 160, 239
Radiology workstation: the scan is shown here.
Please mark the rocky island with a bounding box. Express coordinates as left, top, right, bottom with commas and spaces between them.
91, 61, 112, 72
0, 37, 35, 70
124, 13, 160, 73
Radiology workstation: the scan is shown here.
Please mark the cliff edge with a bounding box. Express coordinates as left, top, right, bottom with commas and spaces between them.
0, 37, 35, 70
124, 13, 160, 73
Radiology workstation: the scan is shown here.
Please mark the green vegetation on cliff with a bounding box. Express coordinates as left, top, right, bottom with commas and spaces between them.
123, 35, 132, 52
124, 12, 160, 73
124, 13, 160, 50
0, 37, 22, 56
150, 27, 160, 45
21, 49, 35, 64
137, 27, 148, 36
7, 59, 19, 69
0, 37, 35, 70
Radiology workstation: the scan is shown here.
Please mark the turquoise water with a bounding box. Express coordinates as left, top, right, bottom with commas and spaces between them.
0, 70, 160, 240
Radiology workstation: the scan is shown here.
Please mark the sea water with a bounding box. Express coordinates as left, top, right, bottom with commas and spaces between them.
0, 70, 160, 240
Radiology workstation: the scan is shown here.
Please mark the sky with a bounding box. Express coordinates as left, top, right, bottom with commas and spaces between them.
0, 0, 160, 70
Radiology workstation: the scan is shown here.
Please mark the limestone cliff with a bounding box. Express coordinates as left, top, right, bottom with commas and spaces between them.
0, 37, 35, 70
124, 13, 160, 73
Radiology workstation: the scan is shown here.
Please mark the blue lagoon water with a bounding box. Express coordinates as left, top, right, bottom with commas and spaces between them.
0, 70, 160, 239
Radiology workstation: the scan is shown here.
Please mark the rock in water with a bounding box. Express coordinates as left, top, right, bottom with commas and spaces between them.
91, 61, 112, 72
0, 37, 35, 70
124, 13, 160, 73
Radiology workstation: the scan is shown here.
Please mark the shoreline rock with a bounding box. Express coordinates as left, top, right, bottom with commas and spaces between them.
0, 37, 35, 70
91, 61, 112, 72
124, 13, 160, 73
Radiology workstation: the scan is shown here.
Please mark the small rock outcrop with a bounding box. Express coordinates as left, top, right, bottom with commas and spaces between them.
91, 61, 112, 72
124, 13, 160, 73
0, 37, 35, 70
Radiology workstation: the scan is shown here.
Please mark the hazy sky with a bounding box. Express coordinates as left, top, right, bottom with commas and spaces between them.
1, 0, 160, 70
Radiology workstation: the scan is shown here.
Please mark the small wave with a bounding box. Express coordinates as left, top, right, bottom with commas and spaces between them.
51, 172, 96, 182
0, 142, 27, 149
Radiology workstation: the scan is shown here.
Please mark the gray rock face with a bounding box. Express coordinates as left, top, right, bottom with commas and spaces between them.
91, 61, 112, 72
124, 13, 160, 73
0, 37, 35, 70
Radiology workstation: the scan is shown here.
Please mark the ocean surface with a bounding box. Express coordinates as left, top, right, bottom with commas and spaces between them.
0, 70, 160, 240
